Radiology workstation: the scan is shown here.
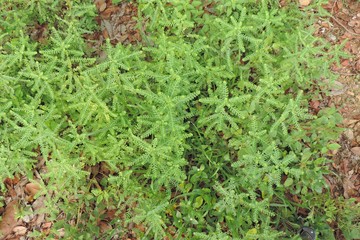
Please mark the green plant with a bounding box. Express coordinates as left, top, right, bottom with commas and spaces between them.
0, 0, 358, 239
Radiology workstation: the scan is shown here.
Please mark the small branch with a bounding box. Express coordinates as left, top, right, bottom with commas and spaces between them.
330, 16, 360, 37
331, 71, 358, 76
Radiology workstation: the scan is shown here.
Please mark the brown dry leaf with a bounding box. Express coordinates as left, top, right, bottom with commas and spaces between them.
34, 213, 45, 227
353, 114, 360, 120
14, 177, 27, 199
342, 158, 350, 173
343, 177, 356, 198
7, 189, 17, 199
324, 175, 339, 196
95, 0, 106, 12
341, 59, 350, 67
13, 226, 27, 236
98, 221, 112, 233
57, 228, 65, 238
41, 226, 51, 235
118, 35, 128, 43
4, 177, 20, 187
102, 20, 113, 38
0, 200, 19, 237
99, 2, 107, 12
100, 162, 111, 176
29, 23, 48, 44
42, 222, 52, 229
351, 147, 360, 155
100, 6, 120, 20
344, 129, 355, 140
279, 0, 288, 7
356, 59, 360, 71
22, 214, 33, 224
105, 209, 117, 221
35, 156, 45, 170
299, 0, 311, 7
336, 0, 343, 10
4, 177, 20, 198
4, 237, 21, 240
330, 81, 346, 96
348, 19, 359, 28
25, 182, 41, 198
344, 41, 354, 52
90, 164, 100, 177
32, 196, 45, 211
309, 100, 320, 112
342, 118, 358, 126
297, 207, 309, 217
135, 223, 146, 232
102, 28, 110, 39
321, 2, 333, 12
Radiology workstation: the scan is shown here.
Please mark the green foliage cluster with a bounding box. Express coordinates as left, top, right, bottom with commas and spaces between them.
1, 0, 358, 239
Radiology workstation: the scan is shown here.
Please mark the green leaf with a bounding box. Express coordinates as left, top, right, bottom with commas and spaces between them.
327, 143, 341, 150
246, 228, 257, 235
194, 196, 204, 208
192, 1, 202, 7
284, 177, 294, 187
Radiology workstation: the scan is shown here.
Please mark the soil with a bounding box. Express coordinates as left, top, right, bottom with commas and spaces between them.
315, 1, 360, 239
322, 0, 360, 202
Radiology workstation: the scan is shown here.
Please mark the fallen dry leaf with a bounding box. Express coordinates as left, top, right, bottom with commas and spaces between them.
57, 228, 65, 238
100, 5, 120, 20
336, 0, 343, 10
22, 214, 33, 224
342, 119, 359, 126
330, 81, 346, 96
13, 226, 27, 236
351, 147, 360, 156
309, 100, 321, 113
344, 129, 355, 140
42, 222, 52, 229
99, 2, 107, 12
98, 220, 112, 233
343, 177, 357, 198
95, 0, 107, 12
34, 213, 45, 227
356, 60, 360, 71
24, 182, 41, 198
105, 209, 117, 220
32, 196, 45, 211
4, 177, 20, 188
299, 0, 311, 7
135, 223, 146, 232
341, 59, 350, 67
0, 200, 19, 237
102, 28, 110, 39
100, 162, 111, 176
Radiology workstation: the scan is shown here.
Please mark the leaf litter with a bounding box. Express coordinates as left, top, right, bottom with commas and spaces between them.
314, 0, 360, 238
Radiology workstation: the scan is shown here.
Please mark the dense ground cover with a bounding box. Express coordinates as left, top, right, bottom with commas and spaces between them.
0, 0, 359, 239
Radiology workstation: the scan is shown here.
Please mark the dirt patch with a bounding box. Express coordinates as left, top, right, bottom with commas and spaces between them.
314, 1, 360, 238
89, 0, 144, 46
315, 0, 360, 201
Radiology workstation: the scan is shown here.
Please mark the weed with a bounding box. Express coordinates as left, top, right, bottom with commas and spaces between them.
0, 0, 358, 239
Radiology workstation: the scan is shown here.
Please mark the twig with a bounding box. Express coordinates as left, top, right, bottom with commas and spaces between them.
330, 0, 337, 15
330, 16, 360, 37
331, 71, 358, 76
